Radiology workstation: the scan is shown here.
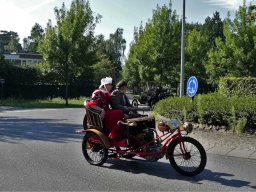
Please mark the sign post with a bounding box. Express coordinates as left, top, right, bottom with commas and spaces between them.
186, 76, 198, 102
0, 79, 5, 104
180, 0, 186, 97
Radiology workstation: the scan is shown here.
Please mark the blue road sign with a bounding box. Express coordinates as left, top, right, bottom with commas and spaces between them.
187, 76, 198, 97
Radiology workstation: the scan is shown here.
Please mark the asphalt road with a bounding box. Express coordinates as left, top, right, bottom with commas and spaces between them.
0, 108, 256, 191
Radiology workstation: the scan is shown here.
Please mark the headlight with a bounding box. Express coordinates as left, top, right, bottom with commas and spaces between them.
157, 121, 170, 132
183, 122, 193, 133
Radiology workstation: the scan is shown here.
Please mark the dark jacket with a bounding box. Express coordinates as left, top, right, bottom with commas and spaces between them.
110, 89, 132, 112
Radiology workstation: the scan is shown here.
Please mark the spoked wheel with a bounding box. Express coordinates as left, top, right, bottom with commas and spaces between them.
82, 133, 108, 166
132, 99, 139, 108
168, 137, 207, 176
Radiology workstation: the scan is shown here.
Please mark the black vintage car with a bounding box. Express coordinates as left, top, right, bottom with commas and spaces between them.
132, 86, 172, 109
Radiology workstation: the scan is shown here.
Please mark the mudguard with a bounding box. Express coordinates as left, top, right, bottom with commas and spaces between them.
77, 129, 111, 149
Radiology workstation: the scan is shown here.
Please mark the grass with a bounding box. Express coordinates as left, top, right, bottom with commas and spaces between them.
0, 97, 87, 108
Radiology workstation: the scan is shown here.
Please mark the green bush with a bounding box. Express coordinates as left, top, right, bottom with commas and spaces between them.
154, 93, 256, 130
230, 96, 256, 130
234, 118, 247, 135
219, 77, 256, 97
0, 61, 42, 85
196, 93, 231, 126
154, 96, 197, 122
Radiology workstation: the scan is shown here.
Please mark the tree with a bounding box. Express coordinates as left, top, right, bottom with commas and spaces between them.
122, 46, 140, 87
206, 1, 256, 86
202, 11, 224, 46
0, 31, 22, 52
23, 23, 44, 51
123, 2, 181, 89
39, 0, 99, 105
104, 28, 126, 80
92, 52, 115, 85
5, 37, 22, 52
185, 29, 209, 83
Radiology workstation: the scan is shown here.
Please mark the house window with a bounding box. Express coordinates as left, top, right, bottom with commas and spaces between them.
27, 60, 33, 64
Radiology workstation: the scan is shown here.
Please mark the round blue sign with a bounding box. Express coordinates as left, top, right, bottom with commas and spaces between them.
187, 76, 198, 97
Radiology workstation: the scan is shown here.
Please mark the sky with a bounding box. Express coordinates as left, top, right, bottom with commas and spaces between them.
0, 0, 255, 55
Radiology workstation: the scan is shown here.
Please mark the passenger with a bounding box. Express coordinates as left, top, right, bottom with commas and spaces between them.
110, 80, 133, 115
86, 77, 125, 141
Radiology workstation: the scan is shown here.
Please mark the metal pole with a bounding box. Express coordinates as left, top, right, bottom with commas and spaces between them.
180, 0, 186, 97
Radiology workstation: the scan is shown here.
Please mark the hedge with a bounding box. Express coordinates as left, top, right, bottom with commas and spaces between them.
0, 60, 95, 99
1, 85, 93, 99
219, 77, 256, 97
154, 96, 197, 122
154, 93, 256, 131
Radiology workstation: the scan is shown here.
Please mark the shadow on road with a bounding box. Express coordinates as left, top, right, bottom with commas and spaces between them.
103, 158, 256, 189
0, 116, 83, 143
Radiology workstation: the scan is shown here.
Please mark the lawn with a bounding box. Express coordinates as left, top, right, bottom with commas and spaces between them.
0, 97, 86, 108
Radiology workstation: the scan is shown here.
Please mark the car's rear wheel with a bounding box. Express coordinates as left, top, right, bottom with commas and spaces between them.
132, 99, 139, 108
82, 133, 108, 166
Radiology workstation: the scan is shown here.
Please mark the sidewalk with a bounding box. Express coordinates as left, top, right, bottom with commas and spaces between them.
190, 129, 256, 160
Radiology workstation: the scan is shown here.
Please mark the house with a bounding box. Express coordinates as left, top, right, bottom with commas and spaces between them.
1, 51, 42, 65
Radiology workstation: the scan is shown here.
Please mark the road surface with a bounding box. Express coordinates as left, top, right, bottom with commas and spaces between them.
0, 107, 256, 191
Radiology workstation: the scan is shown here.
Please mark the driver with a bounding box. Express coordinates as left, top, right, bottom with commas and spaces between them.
110, 80, 134, 115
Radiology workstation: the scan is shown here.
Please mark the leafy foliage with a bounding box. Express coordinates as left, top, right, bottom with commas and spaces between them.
23, 23, 44, 51
39, 0, 99, 105
0, 31, 22, 52
154, 93, 256, 131
124, 1, 256, 94
154, 96, 197, 122
0, 59, 42, 85
123, 3, 181, 88
219, 77, 256, 96
196, 93, 231, 126
206, 2, 256, 86
185, 29, 209, 85
94, 29, 126, 85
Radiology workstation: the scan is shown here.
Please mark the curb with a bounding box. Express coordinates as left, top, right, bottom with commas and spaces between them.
190, 129, 256, 160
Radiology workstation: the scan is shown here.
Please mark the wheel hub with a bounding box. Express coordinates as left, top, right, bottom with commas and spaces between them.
183, 152, 191, 160
91, 144, 101, 152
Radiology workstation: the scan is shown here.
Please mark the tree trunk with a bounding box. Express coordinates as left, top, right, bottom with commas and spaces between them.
160, 63, 163, 87
65, 82, 69, 106
65, 62, 69, 106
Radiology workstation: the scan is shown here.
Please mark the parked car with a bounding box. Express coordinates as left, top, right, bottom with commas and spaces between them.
132, 86, 172, 109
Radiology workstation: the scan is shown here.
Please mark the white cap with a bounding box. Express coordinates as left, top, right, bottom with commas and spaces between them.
99, 77, 112, 88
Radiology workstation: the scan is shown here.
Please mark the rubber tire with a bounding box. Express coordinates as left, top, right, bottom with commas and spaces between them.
132, 99, 139, 108
167, 137, 207, 176
82, 133, 108, 166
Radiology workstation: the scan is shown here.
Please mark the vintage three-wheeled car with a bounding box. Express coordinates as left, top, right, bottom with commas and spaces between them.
77, 104, 207, 177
